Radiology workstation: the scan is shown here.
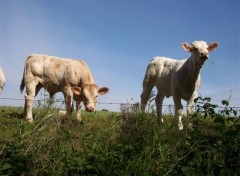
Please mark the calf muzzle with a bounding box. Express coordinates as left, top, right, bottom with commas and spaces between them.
200, 52, 208, 60
86, 106, 95, 112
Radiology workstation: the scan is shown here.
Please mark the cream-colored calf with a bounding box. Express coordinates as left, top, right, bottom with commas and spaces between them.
20, 54, 109, 122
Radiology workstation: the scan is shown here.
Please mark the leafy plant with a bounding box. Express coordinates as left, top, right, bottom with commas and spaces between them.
194, 96, 219, 118
220, 100, 238, 117
194, 96, 239, 118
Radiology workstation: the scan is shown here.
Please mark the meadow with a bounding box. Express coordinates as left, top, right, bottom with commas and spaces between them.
0, 97, 239, 175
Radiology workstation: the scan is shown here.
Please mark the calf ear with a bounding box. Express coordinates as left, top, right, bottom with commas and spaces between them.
71, 86, 81, 95
98, 87, 109, 95
182, 42, 192, 52
208, 42, 218, 52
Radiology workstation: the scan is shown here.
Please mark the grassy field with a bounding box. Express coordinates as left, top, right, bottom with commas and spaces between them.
0, 100, 240, 175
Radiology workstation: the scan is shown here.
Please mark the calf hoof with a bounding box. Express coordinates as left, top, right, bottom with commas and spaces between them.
61, 118, 72, 125
77, 120, 84, 125
26, 117, 34, 123
157, 118, 164, 124
73, 118, 83, 124
178, 122, 184, 130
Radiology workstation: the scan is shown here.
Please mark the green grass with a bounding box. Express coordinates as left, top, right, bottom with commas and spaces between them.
0, 105, 240, 175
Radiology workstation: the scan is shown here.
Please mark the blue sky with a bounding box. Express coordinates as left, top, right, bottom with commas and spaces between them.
0, 0, 239, 111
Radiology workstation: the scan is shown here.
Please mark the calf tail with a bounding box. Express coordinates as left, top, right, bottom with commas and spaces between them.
20, 77, 25, 93
20, 57, 28, 93
140, 63, 156, 110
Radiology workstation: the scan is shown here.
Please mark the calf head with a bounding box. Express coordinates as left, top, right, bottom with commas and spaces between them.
182, 41, 218, 69
71, 84, 109, 112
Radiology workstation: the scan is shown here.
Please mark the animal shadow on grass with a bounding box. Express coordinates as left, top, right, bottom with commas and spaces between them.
0, 107, 25, 120
60, 118, 84, 126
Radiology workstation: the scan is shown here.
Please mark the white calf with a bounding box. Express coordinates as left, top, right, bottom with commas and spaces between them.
141, 41, 218, 130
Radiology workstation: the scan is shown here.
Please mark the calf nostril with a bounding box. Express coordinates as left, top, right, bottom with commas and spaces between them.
200, 52, 208, 57
87, 106, 95, 112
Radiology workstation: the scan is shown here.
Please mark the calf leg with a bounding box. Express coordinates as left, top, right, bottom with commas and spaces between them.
76, 101, 82, 122
63, 86, 73, 120
24, 83, 37, 122
186, 93, 198, 128
173, 96, 184, 130
155, 92, 164, 123
24, 94, 34, 122
186, 100, 194, 129
187, 99, 195, 126
65, 96, 73, 120
187, 101, 193, 117
187, 92, 197, 116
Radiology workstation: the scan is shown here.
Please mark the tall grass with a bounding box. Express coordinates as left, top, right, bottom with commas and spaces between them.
0, 97, 240, 175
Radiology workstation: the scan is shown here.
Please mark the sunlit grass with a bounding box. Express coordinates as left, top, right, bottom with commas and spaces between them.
0, 103, 239, 175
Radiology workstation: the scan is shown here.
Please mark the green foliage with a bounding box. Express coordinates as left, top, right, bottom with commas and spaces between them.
194, 97, 218, 118
0, 96, 239, 175
194, 96, 239, 118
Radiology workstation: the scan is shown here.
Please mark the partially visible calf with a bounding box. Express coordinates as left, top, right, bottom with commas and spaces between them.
0, 67, 6, 93
141, 41, 218, 130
